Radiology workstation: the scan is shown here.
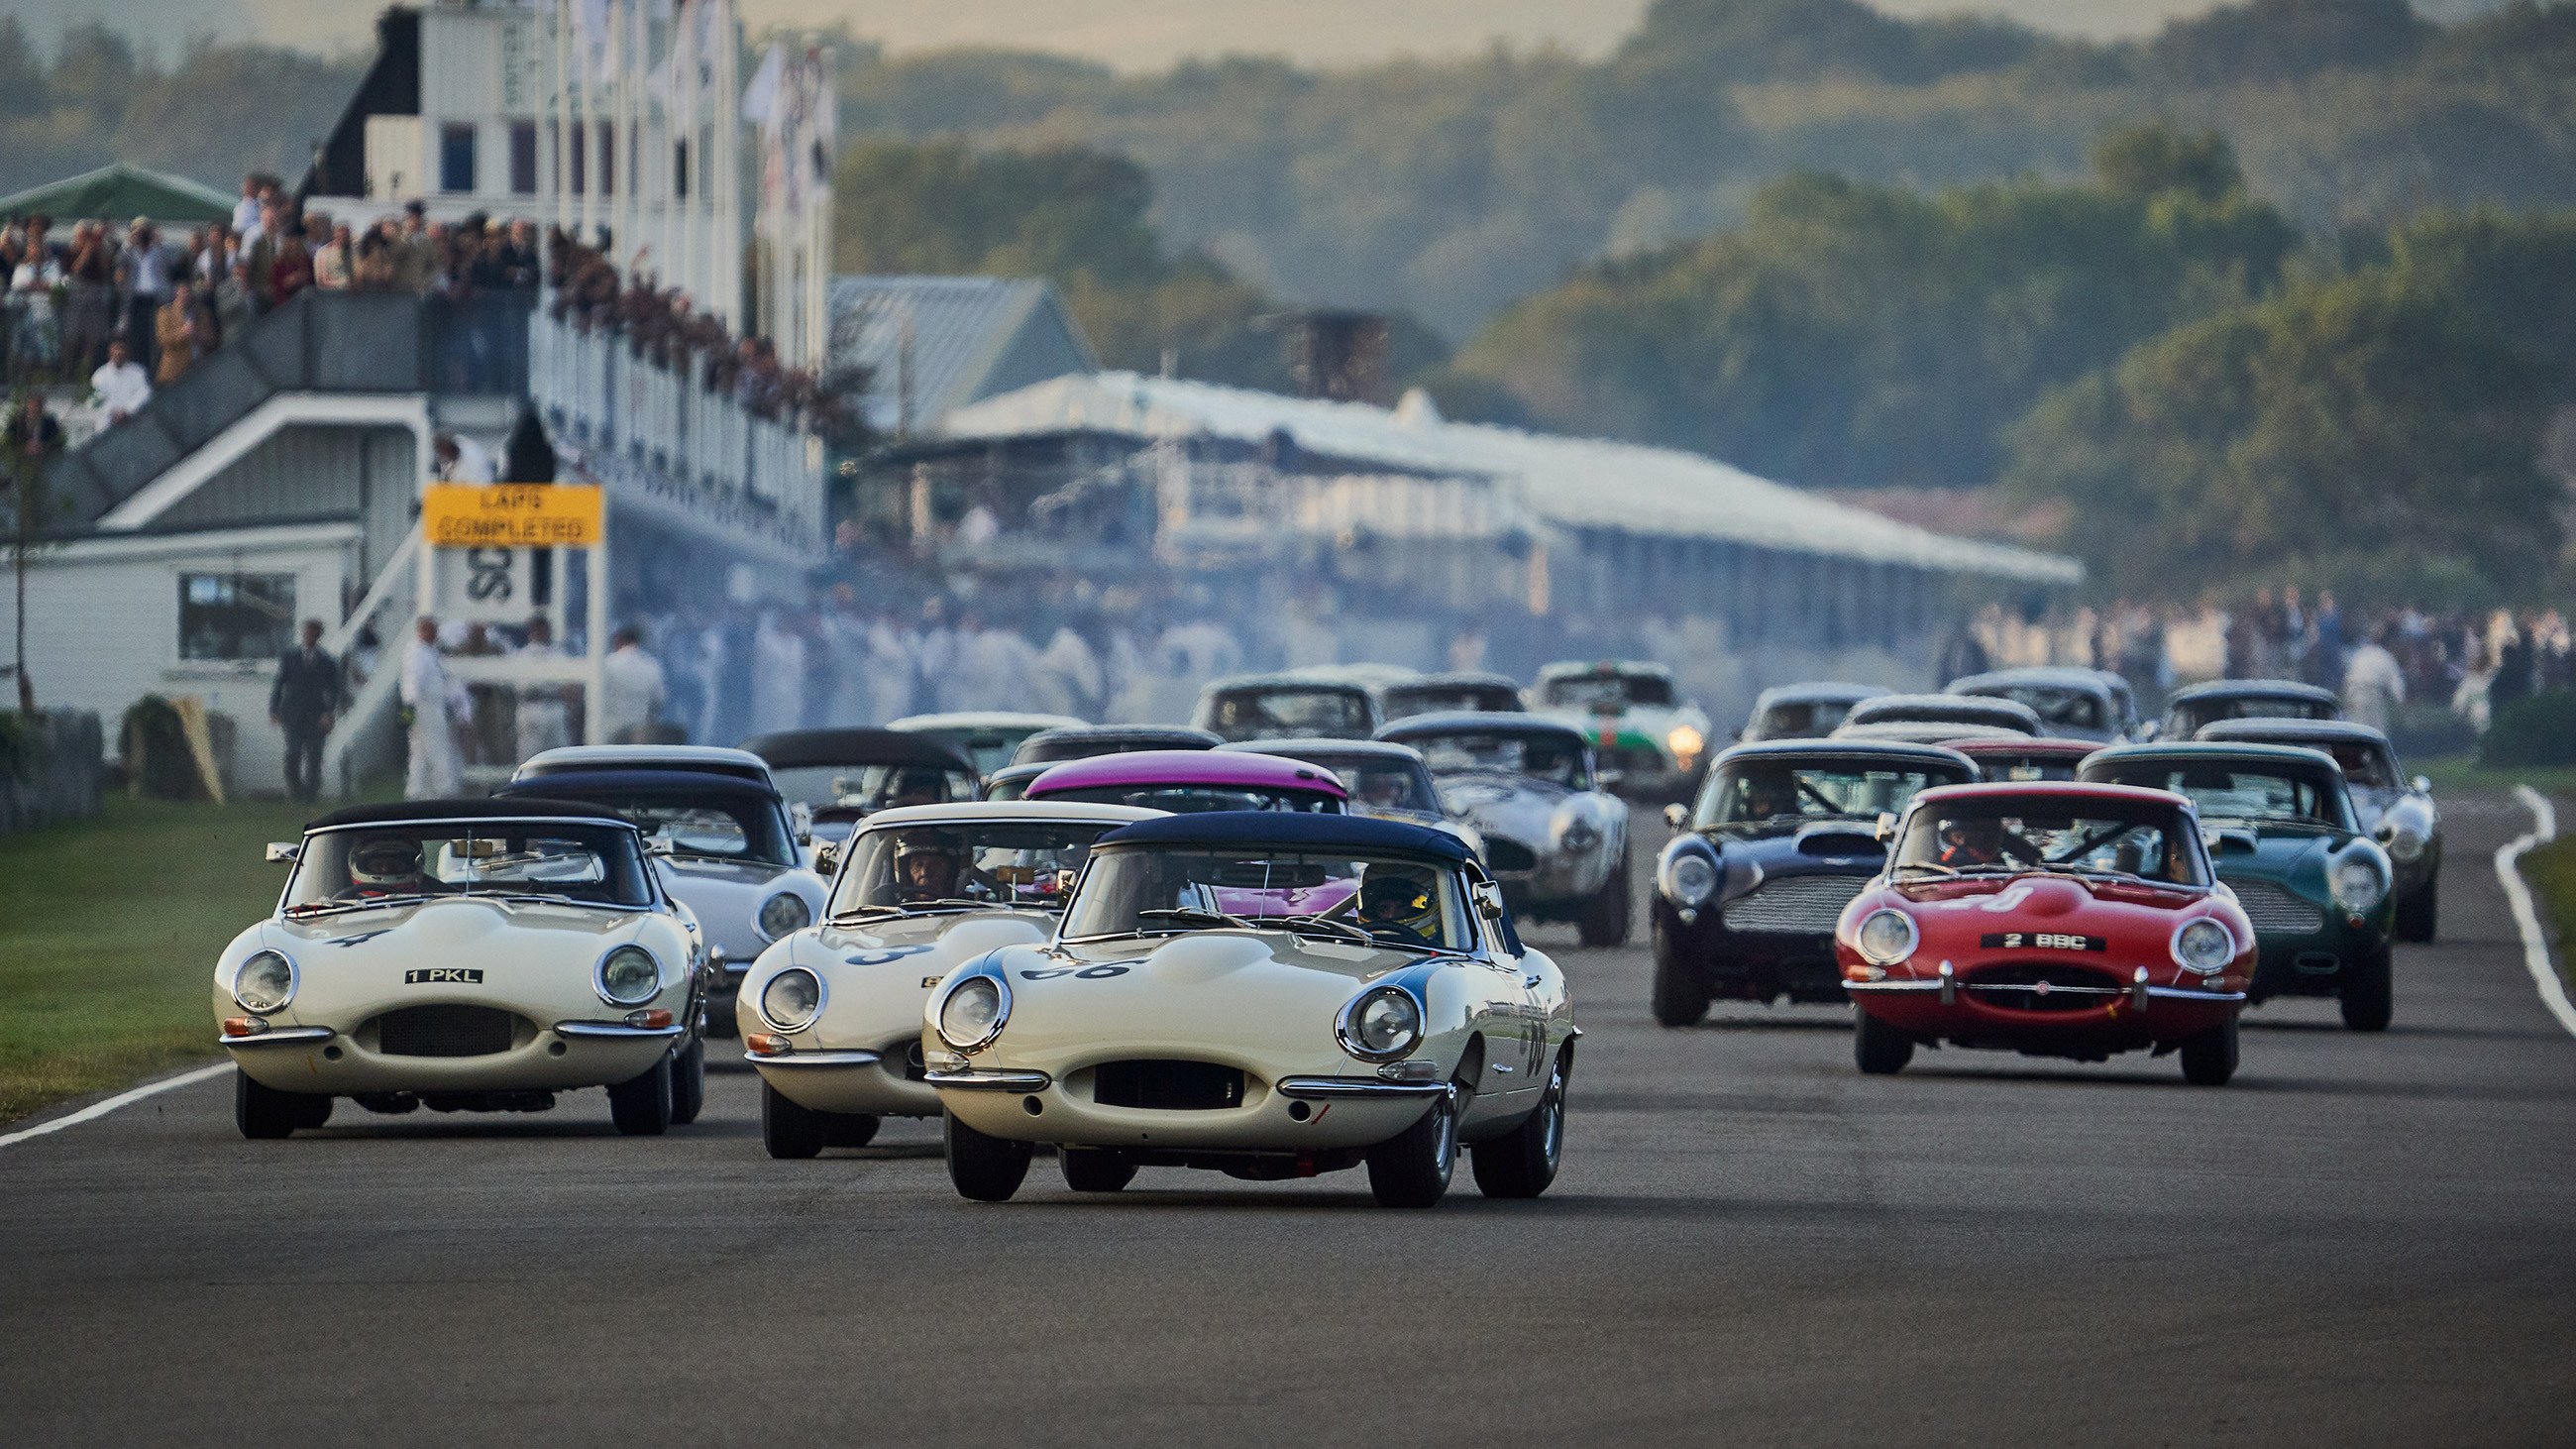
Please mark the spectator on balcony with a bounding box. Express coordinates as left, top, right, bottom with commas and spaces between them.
90, 337, 153, 424
118, 219, 176, 376
432, 431, 499, 485
213, 260, 258, 346
61, 223, 117, 377
154, 281, 211, 384
494, 220, 541, 290
268, 229, 315, 308
6, 219, 62, 376
231, 173, 267, 235
5, 393, 64, 464
392, 203, 437, 292
352, 225, 398, 291
314, 223, 356, 290
242, 200, 284, 303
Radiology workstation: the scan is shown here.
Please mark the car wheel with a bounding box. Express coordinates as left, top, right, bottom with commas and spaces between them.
607, 1053, 675, 1136
760, 1080, 827, 1159
2339, 946, 2394, 1032
945, 1113, 1033, 1201
1470, 1052, 1565, 1199
669, 1039, 706, 1126
2179, 1014, 2240, 1086
2395, 879, 2437, 944
234, 1068, 317, 1140
823, 1113, 881, 1149
1853, 1007, 1913, 1075
1576, 852, 1633, 947
1650, 920, 1710, 1028
1060, 1147, 1137, 1192
1365, 1088, 1458, 1209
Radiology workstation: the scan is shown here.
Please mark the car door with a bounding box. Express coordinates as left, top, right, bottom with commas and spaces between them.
1463, 870, 1543, 1105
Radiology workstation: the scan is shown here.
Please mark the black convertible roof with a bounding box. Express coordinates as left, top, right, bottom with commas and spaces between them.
2196, 719, 2394, 748
306, 797, 633, 831
1095, 810, 1473, 865
493, 769, 784, 803
1013, 724, 1224, 765
743, 727, 975, 772
2168, 678, 2340, 706
1713, 738, 1978, 772
1376, 711, 1587, 744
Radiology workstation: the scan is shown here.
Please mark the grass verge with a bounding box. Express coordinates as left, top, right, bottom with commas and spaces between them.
0, 794, 319, 1125
2524, 833, 2576, 987
2416, 757, 2576, 800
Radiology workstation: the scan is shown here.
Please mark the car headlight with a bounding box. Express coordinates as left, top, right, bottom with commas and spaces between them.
935, 973, 1009, 1053
759, 966, 823, 1033
1337, 985, 1423, 1061
2172, 918, 2235, 974
595, 946, 663, 1007
1853, 909, 1918, 967
1667, 852, 1718, 908
757, 891, 812, 941
1666, 724, 1704, 763
2330, 855, 2388, 914
231, 949, 296, 1014
2386, 829, 2425, 863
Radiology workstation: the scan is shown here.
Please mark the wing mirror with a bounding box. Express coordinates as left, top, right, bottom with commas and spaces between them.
1874, 812, 1897, 842
811, 840, 840, 877
264, 841, 299, 865
1595, 768, 1625, 791
1471, 881, 1508, 921
790, 801, 815, 844
1663, 803, 1687, 832
2413, 775, 2431, 794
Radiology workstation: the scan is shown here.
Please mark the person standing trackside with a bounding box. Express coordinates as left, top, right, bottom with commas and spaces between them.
269, 619, 346, 803
600, 627, 670, 743
514, 614, 577, 760
399, 615, 463, 798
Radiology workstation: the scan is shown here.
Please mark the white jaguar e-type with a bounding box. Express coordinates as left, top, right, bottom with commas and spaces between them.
922, 812, 1577, 1208
736, 800, 1162, 1158
215, 799, 707, 1140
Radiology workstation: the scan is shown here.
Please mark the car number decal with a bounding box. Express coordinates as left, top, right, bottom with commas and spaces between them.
1019, 965, 1131, 981
844, 947, 933, 966
1980, 933, 2106, 952
403, 967, 483, 983
327, 930, 393, 948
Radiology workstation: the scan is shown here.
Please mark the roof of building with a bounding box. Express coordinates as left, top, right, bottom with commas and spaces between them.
0, 163, 232, 226
830, 276, 1100, 433
1096, 810, 1473, 865
937, 372, 2082, 584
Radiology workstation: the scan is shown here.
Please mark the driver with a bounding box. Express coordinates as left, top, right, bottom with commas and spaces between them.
893, 838, 966, 901
887, 768, 951, 810
1356, 865, 1441, 947
344, 836, 425, 897
1355, 768, 1412, 812
1937, 816, 2032, 868
1736, 770, 1799, 821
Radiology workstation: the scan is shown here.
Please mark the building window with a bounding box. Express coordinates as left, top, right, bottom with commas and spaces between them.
596, 121, 614, 196
509, 120, 538, 194
179, 574, 297, 662
565, 120, 584, 194
673, 138, 689, 200
440, 123, 478, 194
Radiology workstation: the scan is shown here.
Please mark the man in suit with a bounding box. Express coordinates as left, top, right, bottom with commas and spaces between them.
269, 619, 346, 803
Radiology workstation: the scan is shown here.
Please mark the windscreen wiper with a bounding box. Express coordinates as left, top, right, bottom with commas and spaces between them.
285, 892, 438, 918
1137, 907, 1257, 931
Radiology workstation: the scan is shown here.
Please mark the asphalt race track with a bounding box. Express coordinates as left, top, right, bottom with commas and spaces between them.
5, 795, 2573, 1447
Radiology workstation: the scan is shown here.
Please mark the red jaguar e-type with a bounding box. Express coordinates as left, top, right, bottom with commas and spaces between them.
1837, 782, 2255, 1085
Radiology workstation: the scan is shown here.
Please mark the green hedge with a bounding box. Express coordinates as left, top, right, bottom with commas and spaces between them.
2482, 693, 2576, 769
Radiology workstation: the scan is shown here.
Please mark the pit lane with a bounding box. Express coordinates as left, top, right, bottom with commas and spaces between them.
3, 796, 2573, 1445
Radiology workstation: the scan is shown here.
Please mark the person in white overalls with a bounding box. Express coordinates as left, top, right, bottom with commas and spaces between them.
400, 615, 463, 798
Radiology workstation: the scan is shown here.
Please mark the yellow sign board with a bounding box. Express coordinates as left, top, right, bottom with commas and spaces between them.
422, 484, 603, 548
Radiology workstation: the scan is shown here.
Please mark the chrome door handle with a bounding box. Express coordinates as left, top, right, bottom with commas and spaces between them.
1522, 973, 1542, 987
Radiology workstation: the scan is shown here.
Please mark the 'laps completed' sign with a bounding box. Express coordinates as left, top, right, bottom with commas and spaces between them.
422, 485, 603, 548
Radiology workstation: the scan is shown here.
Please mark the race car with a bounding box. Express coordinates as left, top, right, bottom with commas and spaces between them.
1531, 659, 1712, 798
2080, 742, 2397, 1030
2196, 718, 2440, 941
493, 764, 827, 1037
744, 727, 983, 845
2161, 678, 2340, 738
1839, 781, 2255, 1085
921, 812, 1576, 1207
738, 801, 1162, 1158
1946, 666, 2141, 743
219, 799, 707, 1139
1738, 682, 1887, 742
1378, 712, 1630, 946
1942, 735, 2101, 782
1025, 748, 1349, 815
1650, 740, 1975, 1024
886, 712, 1086, 775
1837, 694, 2044, 738
1219, 736, 1489, 862
1378, 672, 1526, 722
1193, 673, 1380, 742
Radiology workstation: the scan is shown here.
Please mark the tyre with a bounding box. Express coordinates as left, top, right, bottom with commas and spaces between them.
760, 1080, 826, 1159
1576, 851, 1633, 947
669, 1039, 706, 1126
1853, 1007, 1914, 1075
1470, 1052, 1565, 1199
945, 1112, 1033, 1202
2339, 946, 2394, 1032
607, 1052, 675, 1136
1365, 1089, 1459, 1209
1060, 1147, 1137, 1193
1650, 921, 1711, 1028
2395, 880, 2437, 944
234, 1069, 317, 1140
2179, 1013, 2240, 1086
822, 1113, 881, 1149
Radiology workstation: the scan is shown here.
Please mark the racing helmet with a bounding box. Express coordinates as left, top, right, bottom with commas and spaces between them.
347, 836, 422, 888
893, 835, 964, 892
1359, 865, 1437, 921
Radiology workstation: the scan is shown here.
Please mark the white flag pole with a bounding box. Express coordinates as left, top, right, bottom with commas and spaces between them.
553, 0, 572, 233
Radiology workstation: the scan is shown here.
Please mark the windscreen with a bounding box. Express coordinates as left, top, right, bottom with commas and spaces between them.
1062, 846, 1468, 950
910, 727, 1043, 776
2321, 741, 2396, 788
1972, 751, 2086, 783
287, 822, 653, 912
769, 763, 978, 813
1964, 685, 2102, 731
1382, 685, 1519, 719
1409, 730, 1588, 789
2180, 696, 2337, 732
523, 788, 793, 866
1755, 700, 1860, 738
1038, 784, 1343, 815
1285, 754, 1441, 815
1894, 798, 2206, 886
1542, 672, 1673, 711
2089, 762, 2348, 830
830, 821, 1119, 915
1692, 760, 1960, 829
1207, 689, 1372, 740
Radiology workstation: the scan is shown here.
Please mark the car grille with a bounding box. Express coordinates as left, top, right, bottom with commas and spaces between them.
1721, 875, 1870, 934
1598, 743, 1665, 776
373, 1005, 520, 1058
1963, 963, 2126, 1013
2228, 880, 2324, 936
1091, 1059, 1246, 1111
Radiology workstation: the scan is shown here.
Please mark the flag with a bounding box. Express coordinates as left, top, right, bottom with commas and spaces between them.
579, 0, 614, 74
741, 43, 784, 129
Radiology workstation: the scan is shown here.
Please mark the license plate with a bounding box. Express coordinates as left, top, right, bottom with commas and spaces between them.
1980, 933, 2105, 952
403, 967, 484, 984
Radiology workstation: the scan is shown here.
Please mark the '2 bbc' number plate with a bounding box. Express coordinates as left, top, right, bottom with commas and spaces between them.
1980, 932, 2106, 952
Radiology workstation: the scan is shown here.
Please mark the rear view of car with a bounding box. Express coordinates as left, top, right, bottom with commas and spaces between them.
1193, 675, 1380, 742
1531, 659, 1712, 798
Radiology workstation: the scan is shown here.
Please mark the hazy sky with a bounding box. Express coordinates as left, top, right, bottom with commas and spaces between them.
11, 1, 2510, 69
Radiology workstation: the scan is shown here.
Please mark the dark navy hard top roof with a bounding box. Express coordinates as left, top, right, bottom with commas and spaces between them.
493, 769, 785, 803
1095, 810, 1474, 865
1376, 711, 1588, 744
2168, 678, 2340, 705
743, 727, 975, 772
306, 797, 634, 831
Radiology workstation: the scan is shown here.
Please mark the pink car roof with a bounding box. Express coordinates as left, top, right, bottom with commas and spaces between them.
1026, 748, 1349, 799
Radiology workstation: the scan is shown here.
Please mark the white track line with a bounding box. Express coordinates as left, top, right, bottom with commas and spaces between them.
0, 1063, 230, 1152
2495, 785, 2575, 1040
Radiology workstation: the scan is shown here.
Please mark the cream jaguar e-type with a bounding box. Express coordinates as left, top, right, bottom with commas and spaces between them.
736, 800, 1162, 1158
215, 799, 707, 1140
922, 812, 1577, 1208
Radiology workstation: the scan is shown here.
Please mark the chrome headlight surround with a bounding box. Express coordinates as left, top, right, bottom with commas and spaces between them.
757, 966, 825, 1034
2171, 918, 2236, 975
1336, 984, 1425, 1062
756, 890, 812, 942
1853, 908, 1918, 967
594, 945, 664, 1007
2385, 828, 2425, 864
1665, 851, 1718, 908
2329, 853, 2388, 914
230, 948, 297, 1015
934, 969, 1011, 1055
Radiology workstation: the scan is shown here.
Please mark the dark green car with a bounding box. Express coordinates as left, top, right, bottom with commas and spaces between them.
2080, 742, 2397, 1031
